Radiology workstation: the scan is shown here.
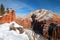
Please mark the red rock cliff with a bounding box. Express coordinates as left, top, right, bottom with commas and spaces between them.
16, 18, 31, 28
0, 10, 16, 24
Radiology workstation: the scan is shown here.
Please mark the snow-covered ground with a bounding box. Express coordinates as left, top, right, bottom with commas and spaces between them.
0, 22, 29, 40
0, 21, 48, 40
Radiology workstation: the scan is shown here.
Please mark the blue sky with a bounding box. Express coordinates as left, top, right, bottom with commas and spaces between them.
0, 0, 60, 16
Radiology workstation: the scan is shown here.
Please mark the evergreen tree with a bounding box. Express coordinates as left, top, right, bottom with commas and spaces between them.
0, 4, 5, 15
6, 8, 9, 13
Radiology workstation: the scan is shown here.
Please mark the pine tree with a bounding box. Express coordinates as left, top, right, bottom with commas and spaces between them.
0, 4, 5, 15
6, 8, 9, 13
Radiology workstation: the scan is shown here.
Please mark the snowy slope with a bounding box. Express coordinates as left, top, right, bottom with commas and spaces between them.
0, 30, 29, 40
0, 22, 29, 40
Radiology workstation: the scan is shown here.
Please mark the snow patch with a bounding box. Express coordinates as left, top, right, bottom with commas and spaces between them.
10, 21, 23, 28
0, 22, 29, 40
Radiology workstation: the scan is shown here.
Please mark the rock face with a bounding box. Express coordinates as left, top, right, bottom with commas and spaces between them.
16, 18, 31, 28
0, 10, 16, 24
27, 9, 60, 24
30, 9, 60, 39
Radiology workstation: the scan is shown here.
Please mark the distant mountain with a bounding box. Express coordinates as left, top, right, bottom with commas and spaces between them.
27, 9, 60, 24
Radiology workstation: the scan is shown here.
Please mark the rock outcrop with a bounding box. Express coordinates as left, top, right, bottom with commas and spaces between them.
0, 10, 16, 24
16, 18, 31, 28
30, 9, 60, 39
27, 9, 60, 24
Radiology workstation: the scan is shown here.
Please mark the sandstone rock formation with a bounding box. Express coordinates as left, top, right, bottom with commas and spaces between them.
16, 18, 31, 28
0, 9, 16, 24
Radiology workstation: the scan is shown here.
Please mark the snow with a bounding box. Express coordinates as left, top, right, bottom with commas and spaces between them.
0, 30, 29, 40
24, 29, 34, 40
10, 21, 23, 28
34, 9, 53, 22
38, 13, 53, 21
0, 21, 48, 40
0, 23, 10, 31
0, 22, 29, 40
36, 10, 48, 20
